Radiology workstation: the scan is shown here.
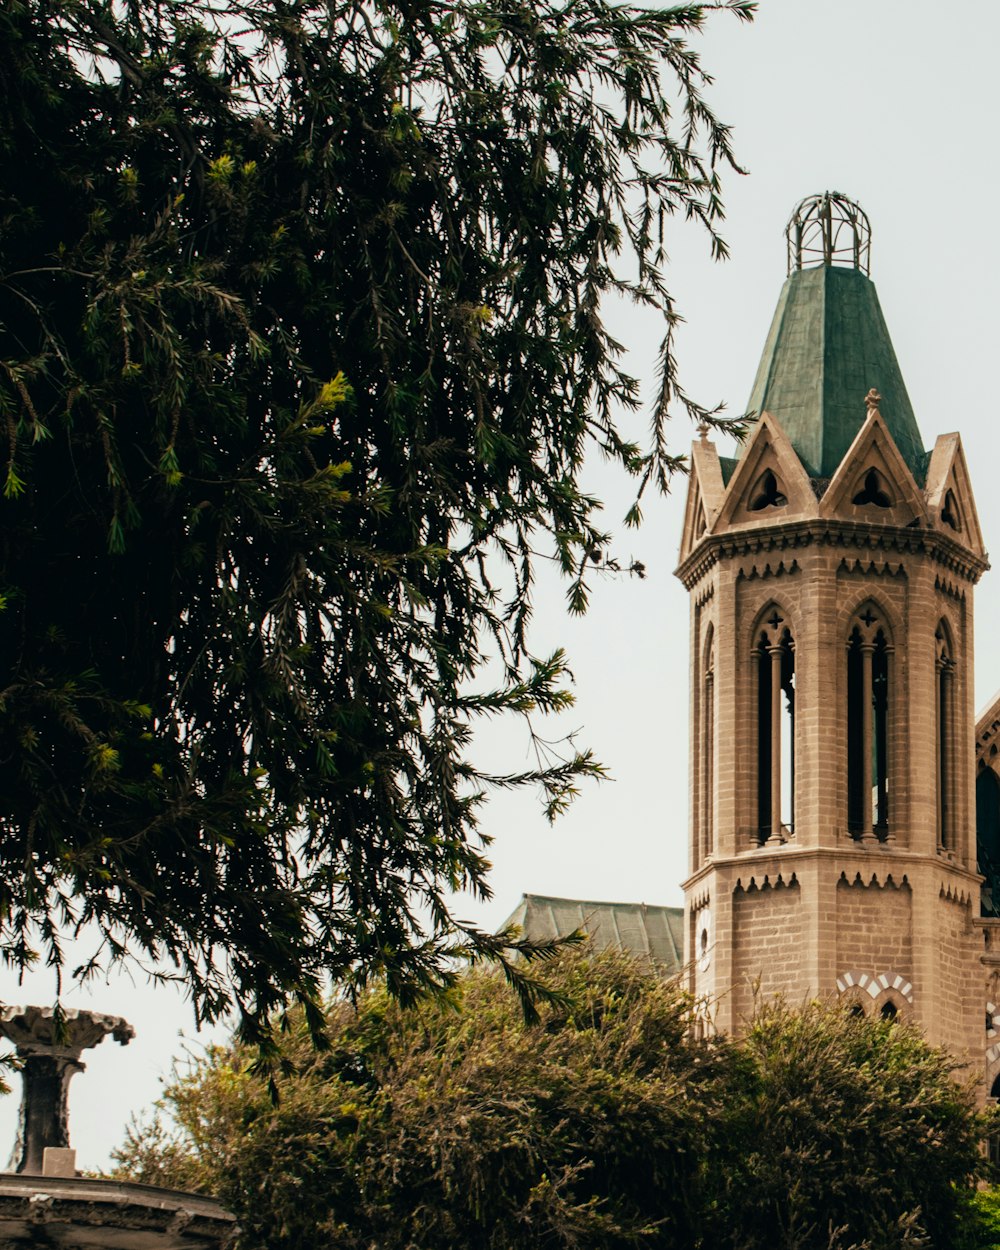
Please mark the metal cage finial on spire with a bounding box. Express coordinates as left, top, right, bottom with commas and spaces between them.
786, 192, 871, 276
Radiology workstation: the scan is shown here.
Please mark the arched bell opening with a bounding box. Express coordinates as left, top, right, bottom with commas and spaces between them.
935, 621, 957, 854
698, 624, 716, 869
846, 606, 893, 842
754, 609, 795, 845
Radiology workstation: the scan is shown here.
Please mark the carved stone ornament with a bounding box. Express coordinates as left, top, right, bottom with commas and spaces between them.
0, 1007, 237, 1248
0, 1006, 134, 1177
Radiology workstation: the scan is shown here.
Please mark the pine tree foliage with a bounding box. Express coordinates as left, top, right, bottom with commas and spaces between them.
0, 0, 750, 1038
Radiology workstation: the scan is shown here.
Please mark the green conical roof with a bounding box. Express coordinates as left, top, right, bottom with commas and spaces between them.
746, 264, 926, 481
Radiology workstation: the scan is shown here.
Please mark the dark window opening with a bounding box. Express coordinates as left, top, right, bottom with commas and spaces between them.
847, 1002, 866, 1019
873, 638, 889, 831
757, 625, 795, 843
880, 1001, 898, 1021
941, 489, 962, 531
852, 468, 892, 508
937, 627, 953, 852
700, 628, 715, 867
990, 1074, 1000, 1169
847, 623, 890, 838
978, 769, 1000, 918
749, 470, 787, 511
757, 637, 771, 840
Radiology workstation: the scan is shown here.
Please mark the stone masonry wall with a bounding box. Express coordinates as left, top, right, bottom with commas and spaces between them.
935, 892, 980, 1057
732, 879, 803, 1023
836, 876, 912, 980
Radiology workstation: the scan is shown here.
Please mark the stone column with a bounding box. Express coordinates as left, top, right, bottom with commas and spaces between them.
0, 1006, 134, 1175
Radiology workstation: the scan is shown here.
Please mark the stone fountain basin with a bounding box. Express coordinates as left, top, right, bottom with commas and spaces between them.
0, 1173, 236, 1249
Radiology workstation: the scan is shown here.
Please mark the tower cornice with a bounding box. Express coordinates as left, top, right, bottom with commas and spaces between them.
683, 844, 984, 895
674, 518, 989, 590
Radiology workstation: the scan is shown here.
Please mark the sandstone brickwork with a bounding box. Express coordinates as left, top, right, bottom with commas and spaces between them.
731, 874, 803, 1023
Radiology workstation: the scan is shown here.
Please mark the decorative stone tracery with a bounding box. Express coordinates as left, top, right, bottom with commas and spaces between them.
836, 969, 914, 1013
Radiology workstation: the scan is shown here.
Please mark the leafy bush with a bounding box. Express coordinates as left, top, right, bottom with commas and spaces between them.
117, 949, 738, 1248
708, 1000, 991, 1250
114, 955, 993, 1250
959, 1186, 1000, 1250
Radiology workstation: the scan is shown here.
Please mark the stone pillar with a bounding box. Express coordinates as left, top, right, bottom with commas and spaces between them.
0, 1006, 134, 1175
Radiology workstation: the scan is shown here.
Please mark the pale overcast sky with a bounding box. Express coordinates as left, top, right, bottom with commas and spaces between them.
4, 0, 1000, 1169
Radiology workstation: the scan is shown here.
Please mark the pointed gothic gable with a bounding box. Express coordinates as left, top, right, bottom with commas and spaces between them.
924, 433, 985, 558
714, 412, 817, 533
678, 477, 708, 567
678, 437, 726, 563
818, 408, 927, 527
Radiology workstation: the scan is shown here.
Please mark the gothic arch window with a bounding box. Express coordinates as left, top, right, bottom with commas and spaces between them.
847, 605, 892, 840
977, 767, 1000, 917
871, 986, 910, 1021
749, 469, 787, 512
701, 626, 715, 865
851, 468, 893, 508
753, 609, 795, 844
941, 489, 962, 532
936, 622, 956, 852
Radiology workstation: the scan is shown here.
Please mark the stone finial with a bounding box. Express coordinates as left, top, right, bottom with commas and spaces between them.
697, 421, 710, 444
864, 388, 882, 416
0, 1007, 134, 1175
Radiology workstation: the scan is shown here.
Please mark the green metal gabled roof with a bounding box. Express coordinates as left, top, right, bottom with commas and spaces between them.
502, 893, 683, 974
746, 265, 927, 482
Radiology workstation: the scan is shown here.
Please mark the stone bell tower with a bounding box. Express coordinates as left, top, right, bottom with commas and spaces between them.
676, 193, 988, 1061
